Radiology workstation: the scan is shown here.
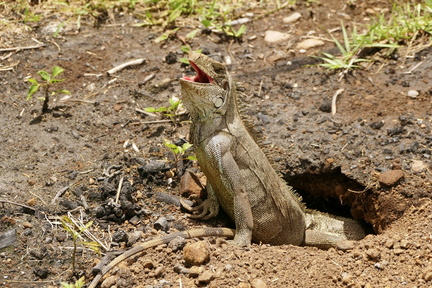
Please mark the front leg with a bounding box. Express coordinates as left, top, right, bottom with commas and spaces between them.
206, 134, 254, 247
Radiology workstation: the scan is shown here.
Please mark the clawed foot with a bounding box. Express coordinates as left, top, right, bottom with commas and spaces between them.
180, 198, 219, 220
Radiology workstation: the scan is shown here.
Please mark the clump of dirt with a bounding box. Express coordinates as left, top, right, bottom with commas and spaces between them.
0, 0, 431, 287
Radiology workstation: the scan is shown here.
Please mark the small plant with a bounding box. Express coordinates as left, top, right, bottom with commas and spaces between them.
164, 139, 196, 174
27, 65, 70, 114
60, 215, 100, 273
164, 140, 196, 162
144, 96, 185, 123
223, 24, 247, 38
60, 276, 86, 288
318, 23, 370, 71
179, 46, 202, 64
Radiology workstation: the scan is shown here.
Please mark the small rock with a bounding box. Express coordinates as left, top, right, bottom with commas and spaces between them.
113, 103, 123, 111
189, 266, 203, 277
165, 52, 177, 64
370, 121, 384, 130
251, 278, 268, 288
296, 39, 325, 50
101, 275, 117, 288
407, 90, 419, 98
22, 221, 33, 228
411, 160, 427, 173
112, 229, 128, 243
319, 101, 332, 113
180, 170, 204, 197
257, 112, 271, 124
283, 12, 302, 23
379, 170, 404, 186
424, 266, 432, 281
341, 272, 353, 285
30, 249, 46, 260
153, 266, 164, 277
365, 248, 380, 260
384, 239, 394, 249
167, 235, 187, 252
183, 241, 211, 266
0, 229, 16, 249
33, 267, 49, 279
197, 270, 214, 283
264, 30, 291, 43
154, 216, 169, 232
127, 230, 142, 247
336, 240, 356, 251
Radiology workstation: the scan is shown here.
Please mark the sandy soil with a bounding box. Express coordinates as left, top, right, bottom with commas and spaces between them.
0, 0, 431, 287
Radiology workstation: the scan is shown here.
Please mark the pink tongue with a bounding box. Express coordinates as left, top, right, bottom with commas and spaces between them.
189, 61, 212, 83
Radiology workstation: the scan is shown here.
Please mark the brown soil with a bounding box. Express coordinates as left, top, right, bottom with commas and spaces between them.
1, 1, 431, 287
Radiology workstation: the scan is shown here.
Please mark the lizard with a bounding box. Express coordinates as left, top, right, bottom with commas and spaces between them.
178, 51, 367, 247
88, 52, 366, 287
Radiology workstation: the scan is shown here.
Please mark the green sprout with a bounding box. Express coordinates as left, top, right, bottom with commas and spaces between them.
27, 65, 70, 114
144, 96, 185, 123
164, 139, 197, 174
60, 216, 100, 274
60, 276, 86, 288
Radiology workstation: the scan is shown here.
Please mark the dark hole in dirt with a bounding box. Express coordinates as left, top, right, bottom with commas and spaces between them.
284, 167, 374, 232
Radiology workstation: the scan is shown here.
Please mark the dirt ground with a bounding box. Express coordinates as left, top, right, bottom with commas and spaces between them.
1, 0, 431, 287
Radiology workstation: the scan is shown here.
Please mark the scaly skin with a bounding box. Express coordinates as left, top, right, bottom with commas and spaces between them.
180, 52, 366, 247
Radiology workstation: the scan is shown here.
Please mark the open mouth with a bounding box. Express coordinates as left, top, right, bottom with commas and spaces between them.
182, 61, 213, 84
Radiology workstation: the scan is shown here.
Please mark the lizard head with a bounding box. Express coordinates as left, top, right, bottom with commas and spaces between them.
179, 52, 232, 119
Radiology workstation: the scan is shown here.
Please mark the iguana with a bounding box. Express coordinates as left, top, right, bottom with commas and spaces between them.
88, 52, 366, 288
179, 52, 367, 247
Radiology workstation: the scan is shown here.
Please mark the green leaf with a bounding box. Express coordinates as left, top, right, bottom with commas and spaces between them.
37, 70, 50, 81
186, 29, 200, 40
51, 66, 64, 78
154, 28, 179, 43
27, 83, 40, 100
179, 58, 190, 64
27, 78, 39, 85
186, 155, 197, 161
201, 19, 211, 28
235, 24, 247, 37
50, 78, 65, 83
181, 142, 193, 151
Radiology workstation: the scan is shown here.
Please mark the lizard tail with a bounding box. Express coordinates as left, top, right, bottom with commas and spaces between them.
304, 211, 367, 249
88, 227, 235, 288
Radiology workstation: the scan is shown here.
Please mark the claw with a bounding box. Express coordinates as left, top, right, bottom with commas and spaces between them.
180, 198, 219, 220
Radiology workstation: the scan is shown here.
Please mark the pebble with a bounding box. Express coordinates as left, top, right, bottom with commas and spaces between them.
378, 169, 404, 186
283, 12, 302, 23
407, 90, 419, 98
113, 103, 123, 111
179, 170, 204, 197
167, 235, 187, 252
112, 229, 128, 243
197, 270, 214, 283
424, 266, 432, 281
251, 278, 268, 288
296, 39, 325, 50
264, 30, 291, 43
22, 221, 33, 228
411, 160, 427, 173
336, 240, 356, 251
183, 241, 210, 266
365, 248, 380, 260
154, 216, 169, 232
101, 275, 117, 288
